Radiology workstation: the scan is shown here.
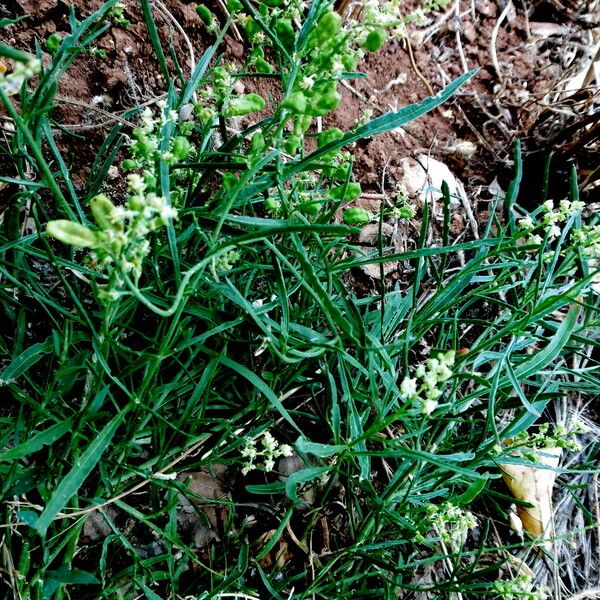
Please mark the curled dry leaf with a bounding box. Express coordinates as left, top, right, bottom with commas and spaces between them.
501, 446, 562, 552
177, 467, 230, 548
257, 529, 292, 570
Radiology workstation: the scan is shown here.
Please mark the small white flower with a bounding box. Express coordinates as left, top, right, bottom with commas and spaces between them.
280, 444, 293, 457
530, 234, 543, 245
241, 445, 257, 459
400, 377, 418, 398
518, 215, 534, 230
423, 372, 438, 390
420, 398, 438, 415
262, 431, 277, 452
548, 224, 561, 239
127, 173, 146, 194
160, 205, 178, 222
331, 59, 345, 77
436, 363, 453, 382
300, 76, 315, 90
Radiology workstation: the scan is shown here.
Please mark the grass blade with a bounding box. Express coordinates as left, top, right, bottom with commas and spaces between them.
33, 409, 127, 536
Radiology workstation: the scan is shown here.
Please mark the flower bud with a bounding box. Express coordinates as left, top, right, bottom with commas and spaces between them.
362, 29, 387, 52
284, 134, 302, 154
318, 128, 344, 148
196, 4, 214, 28
315, 11, 342, 44
281, 91, 307, 114
122, 159, 137, 170
171, 136, 192, 160
46, 33, 62, 54
299, 200, 321, 215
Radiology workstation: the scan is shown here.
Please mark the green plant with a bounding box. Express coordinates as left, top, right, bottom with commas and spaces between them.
0, 1, 599, 599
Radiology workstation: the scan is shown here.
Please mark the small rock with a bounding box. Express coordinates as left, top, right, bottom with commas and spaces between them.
357, 223, 401, 279
399, 155, 466, 209
226, 37, 245, 58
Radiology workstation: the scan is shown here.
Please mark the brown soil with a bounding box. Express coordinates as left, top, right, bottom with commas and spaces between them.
2, 0, 598, 204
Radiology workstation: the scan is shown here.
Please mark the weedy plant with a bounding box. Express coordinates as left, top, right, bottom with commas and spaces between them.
0, 0, 599, 599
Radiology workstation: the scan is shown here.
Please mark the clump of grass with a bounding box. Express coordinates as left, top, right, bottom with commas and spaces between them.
1, 1, 599, 599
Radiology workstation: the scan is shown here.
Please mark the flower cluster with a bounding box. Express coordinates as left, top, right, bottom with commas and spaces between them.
125, 102, 192, 168
516, 199, 600, 293
240, 431, 293, 475
505, 421, 589, 460
573, 223, 600, 293
419, 502, 477, 547
213, 249, 241, 275
346, 0, 405, 44
400, 350, 455, 415
393, 182, 417, 219
517, 199, 583, 247
345, 0, 451, 48
109, 2, 131, 27
0, 56, 41, 96
190, 64, 265, 127
493, 574, 548, 600
46, 104, 189, 299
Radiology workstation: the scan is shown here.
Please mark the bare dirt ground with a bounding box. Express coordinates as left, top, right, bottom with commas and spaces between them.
2, 0, 599, 203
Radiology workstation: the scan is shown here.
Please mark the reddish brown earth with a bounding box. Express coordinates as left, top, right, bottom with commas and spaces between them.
1, 0, 598, 210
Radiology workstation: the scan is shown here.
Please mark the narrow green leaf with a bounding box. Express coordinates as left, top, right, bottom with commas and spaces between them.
33, 409, 126, 536
504, 140, 522, 231
0, 338, 53, 384
141, 0, 170, 84
296, 437, 345, 458
219, 357, 301, 433
0, 16, 28, 28
0, 419, 73, 462
513, 306, 579, 380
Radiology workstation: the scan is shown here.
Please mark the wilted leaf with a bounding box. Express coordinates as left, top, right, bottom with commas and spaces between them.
257, 530, 293, 570
82, 507, 118, 542
501, 446, 562, 552
177, 467, 229, 547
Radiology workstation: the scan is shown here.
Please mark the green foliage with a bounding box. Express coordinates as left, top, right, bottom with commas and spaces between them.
45, 33, 62, 54
0, 0, 598, 599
